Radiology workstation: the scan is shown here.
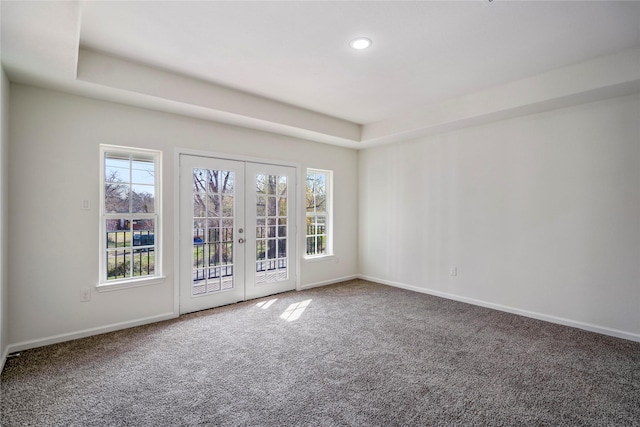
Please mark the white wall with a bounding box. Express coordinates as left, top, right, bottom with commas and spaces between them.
359, 94, 640, 341
8, 84, 358, 350
0, 66, 10, 366
7, 83, 638, 352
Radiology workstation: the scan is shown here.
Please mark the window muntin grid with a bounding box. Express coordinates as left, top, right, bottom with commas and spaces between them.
255, 174, 288, 284
305, 170, 330, 256
102, 149, 160, 283
191, 168, 236, 296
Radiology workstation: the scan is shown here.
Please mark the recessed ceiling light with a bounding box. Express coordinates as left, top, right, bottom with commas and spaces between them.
350, 37, 372, 50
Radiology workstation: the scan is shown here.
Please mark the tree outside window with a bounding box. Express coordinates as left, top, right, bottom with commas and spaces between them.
100, 146, 161, 283
306, 170, 331, 256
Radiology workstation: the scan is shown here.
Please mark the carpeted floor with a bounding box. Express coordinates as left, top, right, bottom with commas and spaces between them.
1, 279, 639, 426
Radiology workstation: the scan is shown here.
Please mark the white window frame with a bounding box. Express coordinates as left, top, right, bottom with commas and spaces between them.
304, 168, 333, 259
98, 145, 163, 291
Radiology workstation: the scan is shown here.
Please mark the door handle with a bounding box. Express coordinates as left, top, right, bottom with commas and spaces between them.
238, 238, 245, 244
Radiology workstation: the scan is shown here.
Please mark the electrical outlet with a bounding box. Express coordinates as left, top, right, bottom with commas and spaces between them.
450, 267, 458, 276
80, 288, 91, 302
81, 199, 91, 210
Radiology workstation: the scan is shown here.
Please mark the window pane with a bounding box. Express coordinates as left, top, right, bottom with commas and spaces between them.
107, 249, 131, 280
207, 219, 220, 243
267, 176, 277, 195
306, 190, 315, 213
193, 244, 205, 268
306, 216, 315, 236
221, 196, 233, 217
193, 226, 204, 246
206, 195, 220, 217
267, 196, 277, 216
221, 171, 234, 193
305, 169, 331, 256
315, 196, 326, 213
314, 175, 326, 195
106, 219, 130, 248
132, 246, 155, 277
105, 156, 130, 183
278, 239, 287, 258
256, 195, 266, 217
132, 184, 154, 213
207, 170, 219, 193
105, 183, 130, 213
207, 275, 221, 293
209, 243, 220, 266
267, 239, 276, 259
306, 237, 316, 255
317, 235, 326, 255
131, 159, 155, 185
256, 174, 267, 195
315, 215, 327, 234
193, 195, 206, 218
256, 240, 266, 261
102, 147, 160, 283
193, 169, 208, 193
278, 176, 287, 196
222, 242, 233, 264
132, 219, 154, 246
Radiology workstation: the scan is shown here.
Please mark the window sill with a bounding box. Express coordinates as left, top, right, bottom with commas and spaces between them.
96, 276, 166, 292
303, 254, 336, 263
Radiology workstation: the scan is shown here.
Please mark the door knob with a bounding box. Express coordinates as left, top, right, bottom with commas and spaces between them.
238, 238, 245, 244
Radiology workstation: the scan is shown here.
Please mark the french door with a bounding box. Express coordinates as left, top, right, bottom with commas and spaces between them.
179, 155, 297, 314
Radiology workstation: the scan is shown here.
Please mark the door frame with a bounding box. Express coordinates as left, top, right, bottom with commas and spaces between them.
173, 148, 302, 315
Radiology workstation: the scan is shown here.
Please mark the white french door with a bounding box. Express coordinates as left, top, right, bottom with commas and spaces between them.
179, 155, 297, 314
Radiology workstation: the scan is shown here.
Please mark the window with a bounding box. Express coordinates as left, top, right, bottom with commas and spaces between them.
99, 145, 161, 288
305, 169, 332, 257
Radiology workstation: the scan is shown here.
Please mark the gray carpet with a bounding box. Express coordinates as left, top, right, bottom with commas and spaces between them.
1, 280, 639, 426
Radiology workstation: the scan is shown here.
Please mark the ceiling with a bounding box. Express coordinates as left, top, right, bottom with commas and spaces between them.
2, 1, 639, 148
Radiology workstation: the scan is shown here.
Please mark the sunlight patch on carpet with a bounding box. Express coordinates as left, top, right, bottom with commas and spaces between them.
256, 299, 278, 309
280, 299, 312, 322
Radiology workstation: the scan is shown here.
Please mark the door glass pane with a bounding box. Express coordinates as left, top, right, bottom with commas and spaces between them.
206, 195, 220, 217
256, 174, 267, 194
221, 171, 234, 193
193, 195, 206, 218
255, 173, 288, 285
278, 176, 287, 196
256, 196, 266, 216
267, 196, 277, 216
221, 196, 234, 217
191, 168, 235, 296
192, 169, 208, 193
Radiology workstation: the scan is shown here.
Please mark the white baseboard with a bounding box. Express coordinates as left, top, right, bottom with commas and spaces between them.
6, 312, 178, 354
359, 274, 640, 343
299, 274, 359, 291
4, 275, 357, 356
5, 275, 636, 359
